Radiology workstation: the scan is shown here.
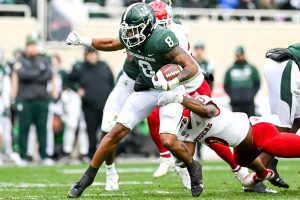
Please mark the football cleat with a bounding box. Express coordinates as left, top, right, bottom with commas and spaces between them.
187, 160, 203, 197
268, 158, 289, 188
244, 182, 277, 193
105, 172, 119, 191
153, 156, 175, 178
175, 166, 191, 189
68, 174, 94, 198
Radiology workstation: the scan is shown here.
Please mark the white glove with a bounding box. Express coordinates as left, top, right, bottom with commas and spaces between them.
152, 75, 168, 90
65, 31, 92, 46
152, 75, 180, 91
158, 91, 183, 106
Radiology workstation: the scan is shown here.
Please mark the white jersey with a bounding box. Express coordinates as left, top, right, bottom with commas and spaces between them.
170, 22, 204, 93
178, 95, 249, 147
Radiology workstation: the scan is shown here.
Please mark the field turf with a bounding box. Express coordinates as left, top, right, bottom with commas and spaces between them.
0, 160, 300, 200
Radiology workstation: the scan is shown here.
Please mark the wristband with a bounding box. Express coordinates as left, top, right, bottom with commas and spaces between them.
167, 77, 180, 90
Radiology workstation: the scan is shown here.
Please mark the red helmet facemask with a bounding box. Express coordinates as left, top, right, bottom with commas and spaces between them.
149, 1, 172, 29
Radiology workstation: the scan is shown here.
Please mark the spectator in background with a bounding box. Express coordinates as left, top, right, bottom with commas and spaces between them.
12, 35, 54, 165
56, 55, 89, 163
237, 0, 259, 9
0, 49, 16, 164
68, 47, 114, 159
290, 0, 300, 9
258, 0, 278, 9
224, 46, 260, 117
193, 41, 214, 90
218, 0, 239, 9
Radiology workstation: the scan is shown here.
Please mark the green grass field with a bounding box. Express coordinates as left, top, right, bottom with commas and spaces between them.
0, 160, 300, 200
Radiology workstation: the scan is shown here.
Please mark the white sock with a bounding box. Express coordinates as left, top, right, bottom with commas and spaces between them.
232, 165, 241, 172
106, 163, 117, 175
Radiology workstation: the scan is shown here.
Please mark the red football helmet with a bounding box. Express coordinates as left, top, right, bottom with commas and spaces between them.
149, 1, 172, 29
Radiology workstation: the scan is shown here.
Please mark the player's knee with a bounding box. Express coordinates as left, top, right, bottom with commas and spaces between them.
160, 134, 176, 149
106, 123, 129, 142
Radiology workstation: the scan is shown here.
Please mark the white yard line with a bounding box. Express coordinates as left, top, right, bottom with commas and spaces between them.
0, 181, 153, 189
61, 167, 156, 174
60, 165, 295, 175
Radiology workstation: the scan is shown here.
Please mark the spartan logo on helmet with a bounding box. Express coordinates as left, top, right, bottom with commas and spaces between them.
120, 3, 156, 48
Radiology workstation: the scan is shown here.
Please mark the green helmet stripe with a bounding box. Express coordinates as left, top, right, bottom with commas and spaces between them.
123, 3, 140, 21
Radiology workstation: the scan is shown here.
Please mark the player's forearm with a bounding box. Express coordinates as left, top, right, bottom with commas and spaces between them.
177, 65, 199, 83
169, 48, 200, 84
181, 96, 209, 117
91, 38, 125, 51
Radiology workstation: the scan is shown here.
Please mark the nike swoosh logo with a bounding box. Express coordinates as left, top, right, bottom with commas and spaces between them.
148, 54, 154, 57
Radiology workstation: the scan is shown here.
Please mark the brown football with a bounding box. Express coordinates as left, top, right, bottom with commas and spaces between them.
154, 64, 183, 81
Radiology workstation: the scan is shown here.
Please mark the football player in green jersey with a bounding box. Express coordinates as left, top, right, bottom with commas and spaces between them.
66, 3, 203, 198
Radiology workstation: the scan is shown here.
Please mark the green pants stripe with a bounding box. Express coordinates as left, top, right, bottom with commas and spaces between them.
280, 60, 293, 116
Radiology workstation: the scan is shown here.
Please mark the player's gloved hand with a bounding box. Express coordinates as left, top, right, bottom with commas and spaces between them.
66, 31, 92, 46
158, 91, 183, 106
152, 75, 168, 90
152, 76, 180, 91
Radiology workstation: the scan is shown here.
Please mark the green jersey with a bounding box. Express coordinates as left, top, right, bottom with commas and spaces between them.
123, 58, 139, 80
120, 26, 179, 88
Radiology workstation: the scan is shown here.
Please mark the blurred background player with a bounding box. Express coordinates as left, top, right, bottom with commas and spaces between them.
52, 53, 89, 164
24, 36, 58, 164
224, 46, 260, 117
68, 46, 114, 161
12, 35, 55, 165
193, 41, 214, 91
0, 49, 17, 163
192, 41, 214, 161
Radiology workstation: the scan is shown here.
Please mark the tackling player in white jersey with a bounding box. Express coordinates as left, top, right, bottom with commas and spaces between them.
158, 91, 300, 189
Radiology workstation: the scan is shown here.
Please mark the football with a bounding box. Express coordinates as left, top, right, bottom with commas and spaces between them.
154, 64, 183, 81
